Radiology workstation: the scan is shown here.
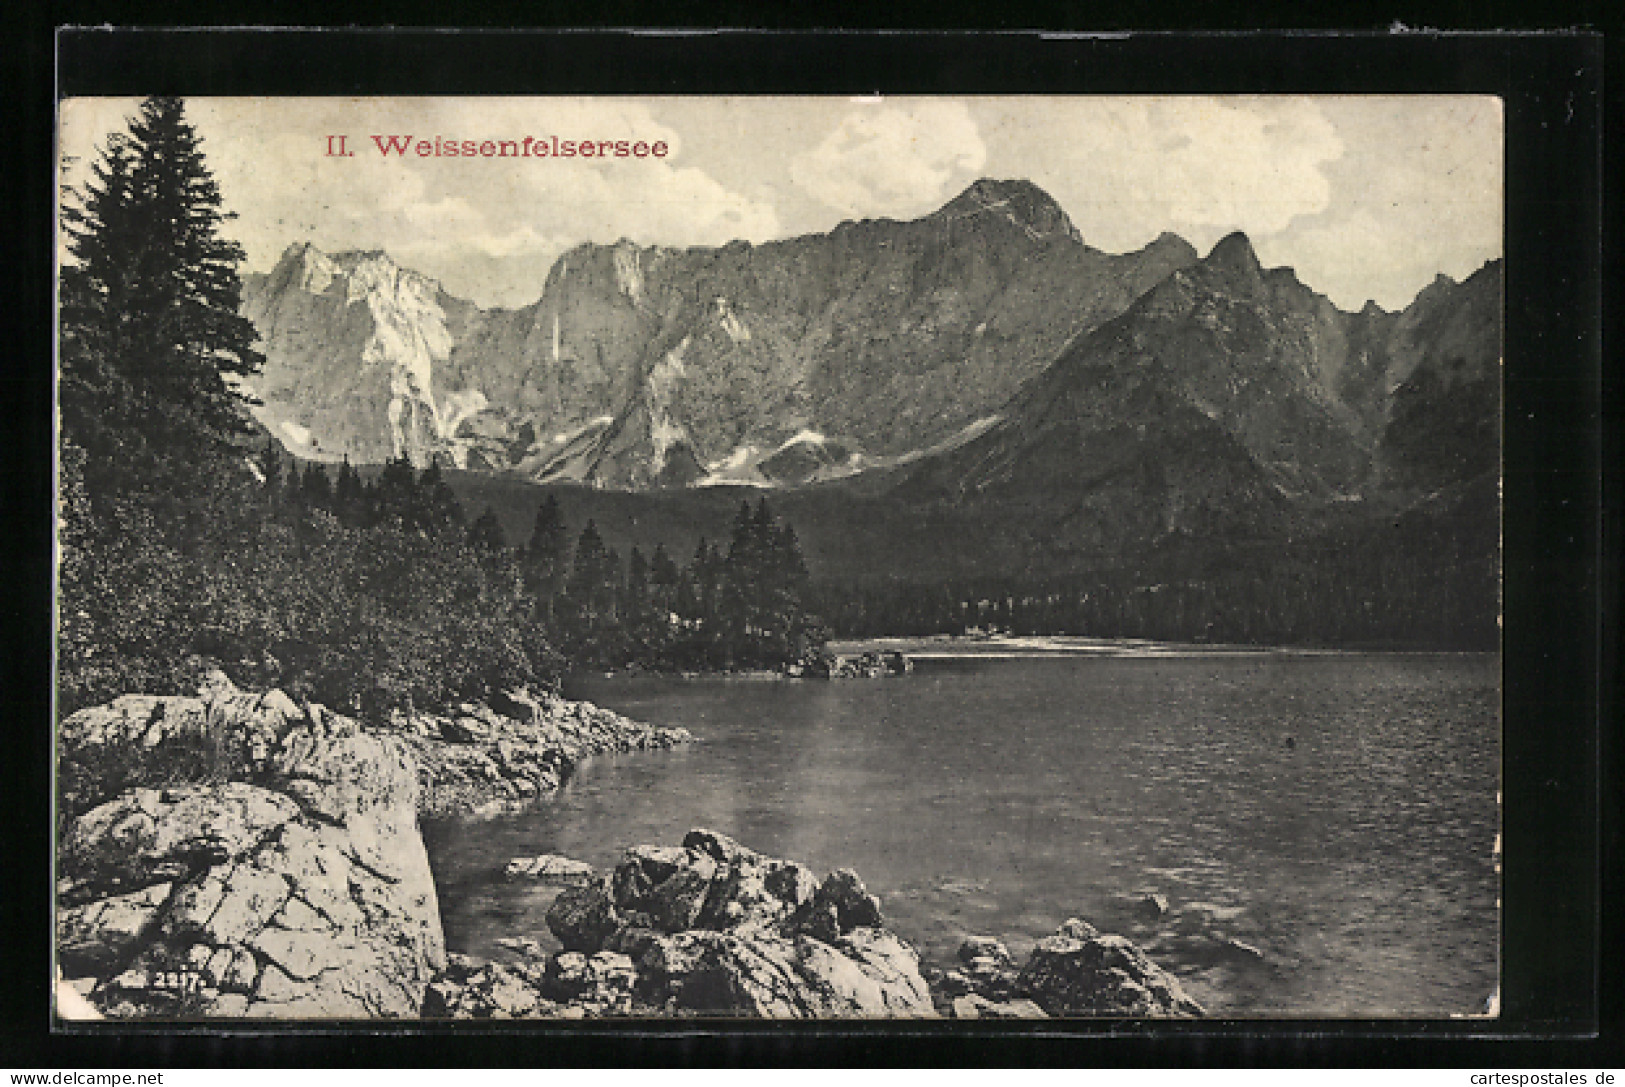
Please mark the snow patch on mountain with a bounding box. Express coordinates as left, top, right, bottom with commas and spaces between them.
441, 389, 489, 438
707, 444, 759, 473
774, 429, 827, 453
279, 420, 314, 450
551, 416, 615, 445
696, 443, 772, 487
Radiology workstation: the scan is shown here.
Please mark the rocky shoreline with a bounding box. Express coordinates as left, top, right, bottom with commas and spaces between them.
56, 674, 1199, 1021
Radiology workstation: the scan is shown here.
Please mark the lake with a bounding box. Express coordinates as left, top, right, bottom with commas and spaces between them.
420, 652, 1500, 1018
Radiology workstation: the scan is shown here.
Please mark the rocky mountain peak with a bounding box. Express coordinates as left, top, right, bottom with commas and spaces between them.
1148, 231, 1198, 258
930, 178, 1081, 242
266, 242, 430, 300
1202, 231, 1265, 284
266, 241, 346, 296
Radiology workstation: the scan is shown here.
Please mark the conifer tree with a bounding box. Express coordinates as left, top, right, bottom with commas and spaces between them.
60, 97, 263, 490
468, 506, 506, 554
523, 494, 570, 603
372, 456, 418, 524
604, 547, 625, 618
300, 463, 333, 509
333, 458, 366, 525
416, 462, 465, 534
626, 546, 648, 610
566, 521, 610, 619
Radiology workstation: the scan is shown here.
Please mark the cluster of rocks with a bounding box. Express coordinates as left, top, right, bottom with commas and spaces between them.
423, 947, 648, 1019
56, 680, 445, 1018
426, 829, 1203, 1020
922, 921, 1204, 1019
426, 829, 937, 1018
387, 688, 692, 818
788, 650, 913, 680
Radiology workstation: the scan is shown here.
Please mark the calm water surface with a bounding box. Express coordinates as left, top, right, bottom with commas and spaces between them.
421, 654, 1499, 1017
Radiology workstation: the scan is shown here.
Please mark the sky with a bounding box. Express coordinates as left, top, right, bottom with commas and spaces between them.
58, 95, 1502, 312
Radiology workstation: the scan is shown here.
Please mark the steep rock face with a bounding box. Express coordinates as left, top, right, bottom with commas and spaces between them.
993, 230, 1375, 502
500, 183, 1196, 488
1373, 261, 1502, 494
57, 680, 446, 1019
244, 180, 1198, 487
243, 245, 483, 467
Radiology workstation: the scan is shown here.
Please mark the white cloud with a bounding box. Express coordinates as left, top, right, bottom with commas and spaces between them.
790, 100, 987, 218
1254, 98, 1502, 308
59, 95, 1500, 313
1004, 97, 1344, 254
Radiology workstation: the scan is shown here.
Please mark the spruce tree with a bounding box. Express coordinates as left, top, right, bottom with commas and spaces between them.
416, 462, 464, 533
468, 506, 506, 554
333, 458, 366, 525
567, 521, 610, 618
60, 97, 264, 489
649, 541, 679, 613
300, 463, 333, 509
626, 546, 648, 610
372, 456, 418, 524
257, 437, 285, 499
523, 494, 570, 601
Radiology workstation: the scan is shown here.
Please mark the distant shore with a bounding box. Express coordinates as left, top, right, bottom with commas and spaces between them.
825, 634, 1490, 659
561, 634, 1488, 686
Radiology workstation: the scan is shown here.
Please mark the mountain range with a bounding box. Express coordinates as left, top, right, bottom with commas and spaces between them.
244, 179, 1202, 487
242, 178, 1501, 643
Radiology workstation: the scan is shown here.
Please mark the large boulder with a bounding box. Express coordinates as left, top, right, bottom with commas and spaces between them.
610, 845, 720, 932
605, 926, 933, 1018
545, 878, 624, 954
59, 679, 445, 1019
1015, 918, 1204, 1017
59, 783, 301, 898
57, 882, 173, 976
57, 682, 307, 819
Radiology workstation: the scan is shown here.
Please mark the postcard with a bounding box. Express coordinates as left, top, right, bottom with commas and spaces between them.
54, 93, 1503, 1022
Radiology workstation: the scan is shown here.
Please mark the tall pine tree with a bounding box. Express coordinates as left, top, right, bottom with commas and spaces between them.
523, 494, 570, 604
60, 97, 264, 491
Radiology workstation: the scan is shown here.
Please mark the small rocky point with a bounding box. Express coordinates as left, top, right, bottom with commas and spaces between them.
389, 687, 692, 817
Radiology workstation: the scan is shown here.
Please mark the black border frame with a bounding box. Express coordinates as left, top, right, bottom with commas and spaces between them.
4, 27, 1612, 1067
